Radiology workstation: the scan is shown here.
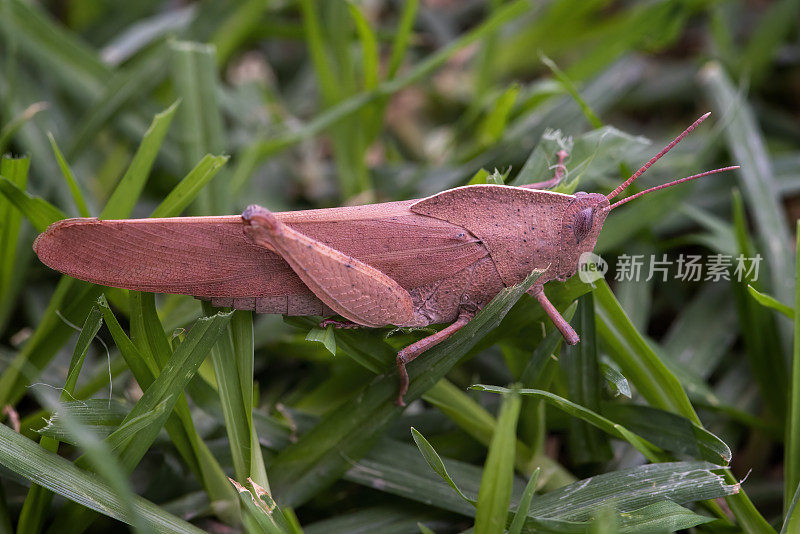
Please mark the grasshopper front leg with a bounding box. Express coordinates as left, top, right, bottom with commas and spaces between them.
395, 310, 474, 406
528, 284, 579, 345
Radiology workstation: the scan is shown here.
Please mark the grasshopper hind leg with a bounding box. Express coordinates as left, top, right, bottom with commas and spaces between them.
520, 149, 569, 190
395, 310, 473, 406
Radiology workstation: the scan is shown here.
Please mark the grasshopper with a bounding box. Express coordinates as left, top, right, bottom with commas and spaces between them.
34, 113, 737, 405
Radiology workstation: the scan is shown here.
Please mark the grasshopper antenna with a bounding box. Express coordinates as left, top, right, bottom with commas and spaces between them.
606, 166, 739, 211
606, 112, 711, 201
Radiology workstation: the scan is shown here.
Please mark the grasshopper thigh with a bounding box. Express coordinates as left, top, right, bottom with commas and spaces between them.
242, 205, 415, 328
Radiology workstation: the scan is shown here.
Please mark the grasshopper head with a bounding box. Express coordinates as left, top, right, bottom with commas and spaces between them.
556, 192, 609, 280
552, 113, 739, 283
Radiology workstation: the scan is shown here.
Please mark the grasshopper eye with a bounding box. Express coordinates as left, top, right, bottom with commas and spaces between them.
573, 207, 594, 243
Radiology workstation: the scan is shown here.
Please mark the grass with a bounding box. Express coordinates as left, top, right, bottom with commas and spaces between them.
0, 0, 798, 532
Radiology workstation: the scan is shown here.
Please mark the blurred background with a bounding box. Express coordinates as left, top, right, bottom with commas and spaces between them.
0, 0, 799, 532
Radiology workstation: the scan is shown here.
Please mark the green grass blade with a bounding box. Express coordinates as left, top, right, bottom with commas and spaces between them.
594, 279, 700, 423
478, 83, 521, 148
169, 41, 228, 213
748, 284, 794, 319
600, 403, 731, 466
100, 101, 179, 219
0, 177, 67, 233
0, 424, 204, 534
211, 0, 269, 65
731, 189, 787, 418
67, 45, 171, 158
474, 387, 521, 533
129, 292, 235, 508
347, 2, 378, 91
387, 0, 418, 78
17, 306, 103, 534
786, 219, 800, 512
562, 292, 611, 464
47, 133, 90, 217
0, 278, 102, 407
421, 379, 566, 480
229, 479, 285, 534
508, 468, 540, 534
0, 155, 30, 331
410, 427, 476, 506
101, 306, 232, 471
540, 54, 602, 128
700, 61, 794, 303
202, 305, 268, 488
471, 385, 663, 462
741, 0, 800, 86
528, 461, 737, 521
149, 154, 228, 218
782, 482, 800, 534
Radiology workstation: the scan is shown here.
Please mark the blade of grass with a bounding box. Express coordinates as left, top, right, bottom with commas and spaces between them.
17, 306, 103, 534
731, 189, 787, 419
748, 284, 794, 319
411, 428, 476, 506
47, 133, 90, 217
594, 279, 700, 423
471, 385, 663, 462
0, 155, 30, 331
509, 468, 540, 534
169, 41, 228, 214
528, 461, 737, 521
149, 154, 228, 218
0, 177, 67, 232
474, 387, 521, 534
202, 305, 268, 488
540, 54, 602, 128
67, 44, 171, 158
99, 302, 232, 471
561, 292, 611, 464
786, 219, 800, 512
55, 301, 232, 533
99, 100, 179, 219
130, 292, 236, 510
386, 0, 418, 79
0, 424, 205, 534
741, 0, 800, 86
700, 61, 793, 304
347, 2, 378, 91
421, 379, 573, 487
782, 482, 800, 534
600, 403, 731, 465
0, 277, 102, 407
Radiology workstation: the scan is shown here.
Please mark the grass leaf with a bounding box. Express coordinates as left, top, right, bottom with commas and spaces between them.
474, 387, 521, 533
